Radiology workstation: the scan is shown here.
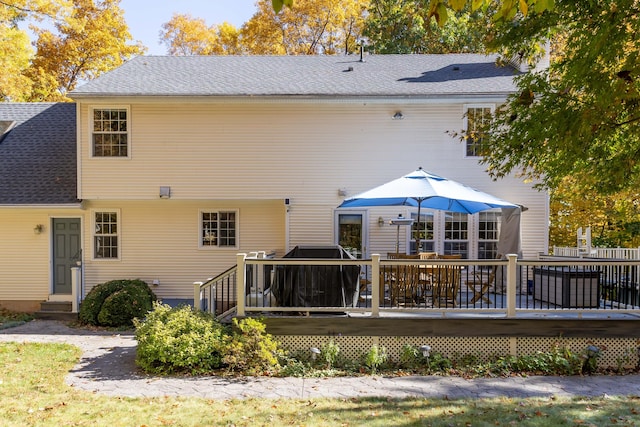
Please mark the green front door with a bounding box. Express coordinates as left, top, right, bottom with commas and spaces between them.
52, 218, 81, 295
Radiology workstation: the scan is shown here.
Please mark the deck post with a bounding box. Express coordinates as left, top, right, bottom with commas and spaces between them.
371, 254, 381, 317
193, 282, 202, 310
507, 254, 518, 317
236, 253, 247, 317
71, 266, 80, 313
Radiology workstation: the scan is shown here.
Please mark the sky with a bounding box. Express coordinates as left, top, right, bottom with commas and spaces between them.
119, 0, 259, 55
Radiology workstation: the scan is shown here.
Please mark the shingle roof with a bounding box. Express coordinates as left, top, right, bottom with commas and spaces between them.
0, 103, 79, 205
71, 54, 520, 98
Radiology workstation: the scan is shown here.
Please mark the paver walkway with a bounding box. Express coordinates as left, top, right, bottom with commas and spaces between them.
2, 319, 640, 400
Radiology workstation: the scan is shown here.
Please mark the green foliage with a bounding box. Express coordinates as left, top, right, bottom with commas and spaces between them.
222, 317, 283, 375
363, 0, 490, 54
79, 279, 156, 327
361, 344, 388, 374
134, 303, 227, 375
319, 339, 341, 369
398, 344, 421, 369
478, 1, 640, 194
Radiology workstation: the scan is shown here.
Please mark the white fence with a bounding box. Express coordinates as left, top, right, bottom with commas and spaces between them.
554, 246, 640, 259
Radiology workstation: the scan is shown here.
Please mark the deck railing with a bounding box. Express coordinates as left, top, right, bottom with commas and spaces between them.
554, 246, 640, 259
223, 254, 640, 318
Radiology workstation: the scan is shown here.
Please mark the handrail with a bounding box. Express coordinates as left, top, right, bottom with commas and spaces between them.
193, 264, 238, 317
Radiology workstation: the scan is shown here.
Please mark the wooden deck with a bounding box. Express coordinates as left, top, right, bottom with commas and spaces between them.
200, 254, 640, 339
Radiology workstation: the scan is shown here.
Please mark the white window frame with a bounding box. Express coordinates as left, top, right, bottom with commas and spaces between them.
463, 104, 495, 158
89, 106, 131, 158
443, 212, 469, 258
199, 209, 239, 249
410, 211, 435, 254
477, 210, 501, 259
91, 209, 120, 261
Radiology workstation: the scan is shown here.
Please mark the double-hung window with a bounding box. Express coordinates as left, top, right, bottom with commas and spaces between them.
200, 210, 237, 248
93, 211, 119, 259
444, 212, 469, 258
478, 211, 500, 259
92, 107, 129, 157
411, 211, 435, 253
464, 105, 493, 157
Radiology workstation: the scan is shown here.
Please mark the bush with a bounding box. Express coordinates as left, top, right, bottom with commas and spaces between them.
134, 303, 227, 374
222, 317, 283, 375
79, 279, 156, 327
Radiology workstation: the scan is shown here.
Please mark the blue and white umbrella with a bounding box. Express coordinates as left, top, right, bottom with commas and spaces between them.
338, 168, 519, 251
339, 168, 517, 213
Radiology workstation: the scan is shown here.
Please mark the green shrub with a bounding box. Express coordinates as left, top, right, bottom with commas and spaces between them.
361, 345, 388, 374
134, 303, 227, 374
79, 279, 156, 327
222, 317, 283, 375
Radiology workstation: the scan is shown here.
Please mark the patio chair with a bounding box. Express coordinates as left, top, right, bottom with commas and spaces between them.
417, 252, 438, 302
383, 253, 420, 306
431, 264, 461, 307
467, 255, 502, 305
467, 267, 496, 304
431, 254, 462, 307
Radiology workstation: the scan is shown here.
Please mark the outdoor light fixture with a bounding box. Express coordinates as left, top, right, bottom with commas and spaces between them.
419, 345, 431, 358
152, 279, 160, 287
392, 111, 404, 120
33, 224, 44, 234
159, 186, 171, 199
420, 345, 432, 372
310, 347, 321, 361
338, 188, 348, 197
378, 216, 385, 226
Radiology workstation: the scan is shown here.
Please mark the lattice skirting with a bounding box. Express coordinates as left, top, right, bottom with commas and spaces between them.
275, 335, 640, 369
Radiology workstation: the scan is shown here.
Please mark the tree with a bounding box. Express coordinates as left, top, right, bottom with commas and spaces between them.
160, 13, 242, 55
0, 7, 32, 100
0, 0, 71, 101
25, 0, 144, 101
549, 176, 640, 248
363, 0, 490, 54
447, 1, 639, 195
275, 0, 557, 24
1, 0, 143, 102
242, 0, 368, 55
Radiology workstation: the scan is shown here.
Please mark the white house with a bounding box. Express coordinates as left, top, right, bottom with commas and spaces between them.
0, 54, 548, 312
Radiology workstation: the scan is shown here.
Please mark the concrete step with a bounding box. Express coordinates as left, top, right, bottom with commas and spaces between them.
39, 301, 72, 312
33, 311, 78, 321
34, 301, 78, 321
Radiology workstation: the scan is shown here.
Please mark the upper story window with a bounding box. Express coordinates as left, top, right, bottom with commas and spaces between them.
200, 210, 238, 248
464, 105, 493, 157
92, 107, 129, 157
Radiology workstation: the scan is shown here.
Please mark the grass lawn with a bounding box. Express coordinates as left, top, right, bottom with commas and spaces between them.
1, 342, 639, 426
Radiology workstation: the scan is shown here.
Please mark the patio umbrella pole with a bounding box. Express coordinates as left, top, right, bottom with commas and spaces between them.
415, 197, 424, 254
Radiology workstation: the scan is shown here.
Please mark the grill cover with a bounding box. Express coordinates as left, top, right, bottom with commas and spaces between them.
271, 245, 360, 307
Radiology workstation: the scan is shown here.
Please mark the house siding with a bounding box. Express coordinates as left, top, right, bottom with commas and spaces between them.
80, 200, 285, 300
77, 99, 547, 266
0, 208, 83, 307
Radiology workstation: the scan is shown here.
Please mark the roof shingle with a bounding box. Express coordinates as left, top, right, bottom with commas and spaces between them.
0, 103, 78, 205
71, 54, 520, 98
